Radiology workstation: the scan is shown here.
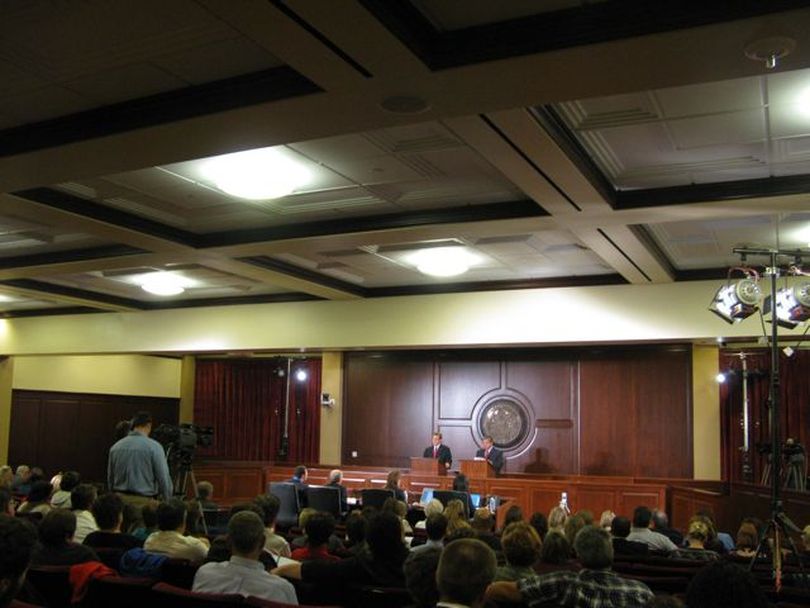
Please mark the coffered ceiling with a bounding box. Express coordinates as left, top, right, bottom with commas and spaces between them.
1, 0, 810, 316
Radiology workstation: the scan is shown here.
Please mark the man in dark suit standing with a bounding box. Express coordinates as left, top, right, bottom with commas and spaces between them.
423, 432, 452, 470
475, 436, 504, 474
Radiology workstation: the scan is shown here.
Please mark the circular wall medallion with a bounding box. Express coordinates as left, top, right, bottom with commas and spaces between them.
478, 398, 530, 449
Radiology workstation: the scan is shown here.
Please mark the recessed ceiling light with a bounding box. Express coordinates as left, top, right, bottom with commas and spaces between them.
139, 272, 190, 296
203, 147, 311, 200
406, 246, 482, 277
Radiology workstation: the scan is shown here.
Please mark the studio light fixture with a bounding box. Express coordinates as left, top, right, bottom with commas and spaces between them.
708, 276, 762, 324
203, 146, 311, 200
295, 369, 308, 382
715, 372, 728, 383
406, 246, 482, 277
139, 272, 190, 296
770, 282, 810, 328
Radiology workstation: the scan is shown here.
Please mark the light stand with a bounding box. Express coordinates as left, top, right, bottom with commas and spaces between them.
731, 247, 807, 589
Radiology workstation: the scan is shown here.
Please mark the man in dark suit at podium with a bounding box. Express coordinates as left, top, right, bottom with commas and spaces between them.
423, 432, 452, 469
475, 436, 504, 474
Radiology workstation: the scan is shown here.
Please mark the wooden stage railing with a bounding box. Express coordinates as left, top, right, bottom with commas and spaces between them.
193, 461, 810, 537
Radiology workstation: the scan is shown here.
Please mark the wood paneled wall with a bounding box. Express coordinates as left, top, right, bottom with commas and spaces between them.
343, 347, 693, 478
9, 389, 179, 483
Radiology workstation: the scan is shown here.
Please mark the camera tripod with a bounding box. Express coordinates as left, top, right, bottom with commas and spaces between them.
168, 448, 209, 536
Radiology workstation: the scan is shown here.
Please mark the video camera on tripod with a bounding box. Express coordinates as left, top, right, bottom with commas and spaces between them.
152, 423, 214, 465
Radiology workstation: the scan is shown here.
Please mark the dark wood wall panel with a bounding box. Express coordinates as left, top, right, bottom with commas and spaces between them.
343, 347, 692, 478
9, 390, 179, 484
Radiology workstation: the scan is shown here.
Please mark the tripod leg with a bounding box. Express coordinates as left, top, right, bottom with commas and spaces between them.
188, 468, 208, 536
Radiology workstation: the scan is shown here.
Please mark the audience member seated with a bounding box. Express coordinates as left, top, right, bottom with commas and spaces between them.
344, 510, 367, 556
694, 509, 733, 553
564, 514, 586, 554
495, 522, 541, 582
471, 508, 501, 551
196, 481, 218, 510
651, 509, 684, 547
446, 526, 476, 545
412, 512, 447, 553
49, 471, 79, 509
404, 546, 441, 608
487, 525, 654, 608
0, 488, 14, 517
529, 511, 548, 541
437, 538, 497, 608
415, 498, 443, 530
540, 530, 574, 565
0, 466, 12, 490
548, 505, 568, 533
611, 516, 649, 557
193, 511, 298, 604
599, 510, 615, 531
71, 484, 98, 543
444, 499, 469, 535
16, 481, 52, 516
31, 509, 99, 566
452, 473, 475, 517
254, 494, 291, 558
291, 507, 345, 553
288, 465, 309, 508
83, 492, 142, 550
143, 498, 209, 562
382, 497, 413, 536
384, 469, 407, 502
503, 505, 523, 529
291, 511, 340, 562
732, 522, 759, 558
274, 511, 409, 588
576, 510, 595, 526
0, 516, 38, 608
11, 466, 31, 496
685, 561, 768, 608
326, 469, 348, 514
626, 506, 677, 554
671, 520, 719, 561
131, 501, 159, 541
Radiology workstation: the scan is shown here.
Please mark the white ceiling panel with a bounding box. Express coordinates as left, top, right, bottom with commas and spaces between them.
654, 76, 763, 118
667, 109, 766, 149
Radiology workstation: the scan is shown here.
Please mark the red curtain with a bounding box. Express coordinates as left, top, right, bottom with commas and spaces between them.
719, 348, 810, 482
193, 358, 321, 462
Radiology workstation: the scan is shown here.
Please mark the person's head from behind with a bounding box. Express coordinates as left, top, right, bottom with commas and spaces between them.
305, 512, 335, 549
298, 507, 316, 530
197, 481, 214, 501
228, 511, 266, 559
0, 517, 38, 608
503, 504, 523, 527
0, 489, 12, 517
425, 498, 444, 518
404, 547, 441, 608
26, 480, 52, 504
687, 520, 710, 547
157, 498, 187, 533
92, 493, 124, 532
70, 484, 97, 511
452, 473, 469, 493
141, 500, 159, 530
599, 510, 615, 530
686, 561, 767, 608
254, 494, 280, 528
345, 510, 366, 546
436, 538, 496, 608
651, 509, 669, 529
39, 509, 77, 546
611, 516, 631, 538
0, 466, 12, 488
444, 499, 465, 523
471, 507, 493, 532
15, 465, 30, 481
58, 471, 81, 493
385, 469, 401, 490
502, 521, 541, 568
529, 511, 548, 540
426, 512, 448, 542
293, 465, 307, 482
632, 506, 652, 529
328, 469, 342, 484
576, 510, 594, 525
366, 511, 404, 559
574, 525, 613, 569
548, 505, 568, 529
736, 522, 758, 551
564, 514, 586, 549
541, 530, 571, 564
130, 411, 153, 435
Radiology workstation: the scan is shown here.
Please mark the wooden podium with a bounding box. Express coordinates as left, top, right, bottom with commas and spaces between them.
410, 457, 446, 476
459, 459, 495, 479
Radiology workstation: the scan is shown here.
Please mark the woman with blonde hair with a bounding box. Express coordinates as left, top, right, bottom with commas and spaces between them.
385, 470, 406, 502
548, 505, 568, 532
671, 520, 720, 561
444, 499, 468, 534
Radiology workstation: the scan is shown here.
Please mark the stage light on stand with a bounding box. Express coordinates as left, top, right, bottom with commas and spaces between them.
709, 278, 762, 324
295, 369, 308, 382
716, 372, 728, 383
768, 282, 810, 329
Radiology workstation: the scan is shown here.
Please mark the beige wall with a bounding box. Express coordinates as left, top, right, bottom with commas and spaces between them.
12, 354, 182, 398
0, 358, 13, 467
319, 352, 343, 465
692, 345, 722, 480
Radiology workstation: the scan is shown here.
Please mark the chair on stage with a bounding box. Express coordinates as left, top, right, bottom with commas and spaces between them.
268, 482, 301, 530
360, 489, 395, 510
306, 485, 342, 518
433, 490, 472, 517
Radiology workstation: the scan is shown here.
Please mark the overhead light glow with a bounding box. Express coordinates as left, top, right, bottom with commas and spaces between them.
0, 293, 15, 303
709, 279, 762, 324
406, 246, 482, 277
716, 372, 728, 383
295, 369, 308, 382
798, 86, 810, 118
203, 147, 311, 200
139, 272, 191, 296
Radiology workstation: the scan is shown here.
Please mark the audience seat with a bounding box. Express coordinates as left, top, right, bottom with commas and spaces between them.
306, 486, 342, 518
24, 566, 72, 608
359, 489, 395, 510
159, 558, 199, 589
152, 582, 244, 608
349, 585, 411, 608
268, 483, 300, 530
82, 576, 155, 608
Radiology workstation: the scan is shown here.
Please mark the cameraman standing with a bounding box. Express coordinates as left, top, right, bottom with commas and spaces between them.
108, 411, 173, 524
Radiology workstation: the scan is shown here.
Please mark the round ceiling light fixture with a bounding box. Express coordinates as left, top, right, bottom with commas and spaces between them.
139, 272, 190, 296
744, 36, 796, 70
203, 147, 312, 200
406, 246, 482, 277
